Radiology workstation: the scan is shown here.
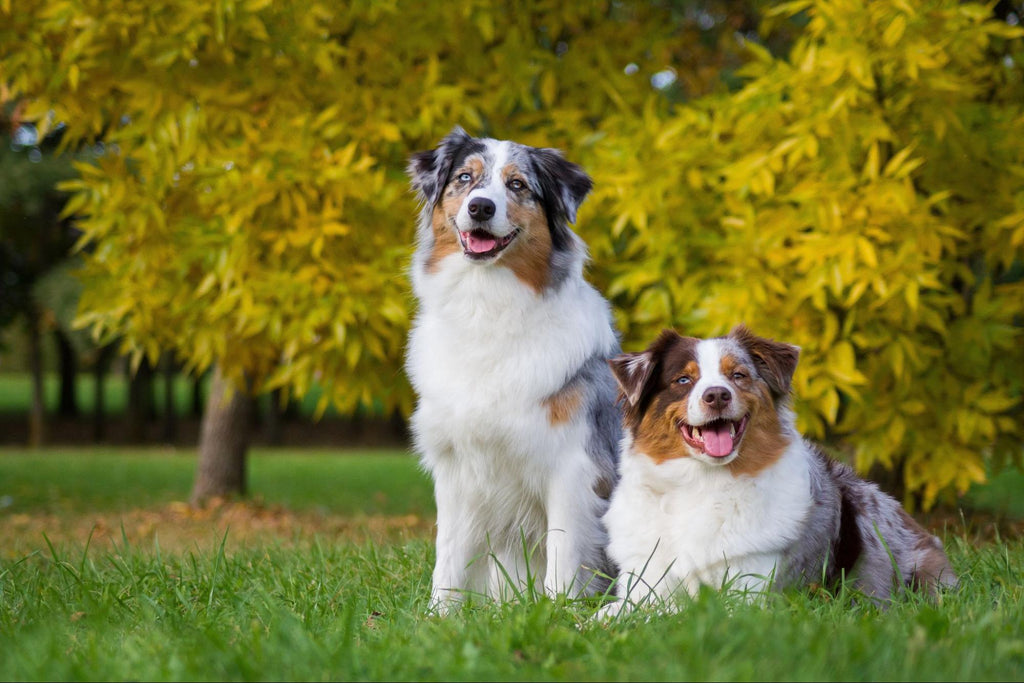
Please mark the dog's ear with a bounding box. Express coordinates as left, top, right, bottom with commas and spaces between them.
532, 148, 593, 250
608, 329, 684, 425
608, 351, 656, 408
407, 126, 475, 206
729, 324, 800, 398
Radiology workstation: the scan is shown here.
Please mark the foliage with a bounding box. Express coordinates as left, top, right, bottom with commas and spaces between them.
0, 126, 77, 337
2, 0, 1022, 504
0, 0, 756, 418
582, 0, 1024, 508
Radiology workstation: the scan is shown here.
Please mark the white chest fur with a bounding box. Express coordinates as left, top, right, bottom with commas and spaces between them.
605, 436, 813, 602
407, 261, 616, 474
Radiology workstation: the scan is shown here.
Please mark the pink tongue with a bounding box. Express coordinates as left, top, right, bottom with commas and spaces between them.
702, 422, 734, 457
465, 231, 497, 254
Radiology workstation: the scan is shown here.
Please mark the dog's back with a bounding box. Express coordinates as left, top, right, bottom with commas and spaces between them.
794, 448, 958, 599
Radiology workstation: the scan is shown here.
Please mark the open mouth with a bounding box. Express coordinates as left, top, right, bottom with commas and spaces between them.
679, 414, 749, 458
459, 228, 520, 260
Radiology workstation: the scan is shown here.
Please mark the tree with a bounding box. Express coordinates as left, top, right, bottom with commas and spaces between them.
0, 0, 758, 502
582, 0, 1024, 508
0, 115, 79, 447
5, 1, 1016, 507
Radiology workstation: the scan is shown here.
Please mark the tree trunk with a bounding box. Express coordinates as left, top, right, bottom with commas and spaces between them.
190, 364, 253, 506
26, 304, 46, 448
54, 328, 79, 417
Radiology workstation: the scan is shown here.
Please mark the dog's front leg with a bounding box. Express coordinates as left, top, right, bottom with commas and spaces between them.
543, 459, 603, 598
429, 476, 485, 614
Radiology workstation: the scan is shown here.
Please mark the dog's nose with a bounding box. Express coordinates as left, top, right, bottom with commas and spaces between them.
702, 386, 731, 410
467, 197, 496, 221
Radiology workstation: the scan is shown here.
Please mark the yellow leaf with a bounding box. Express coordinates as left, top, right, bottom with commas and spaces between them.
856, 236, 877, 268
882, 15, 906, 47
974, 394, 1020, 413
862, 142, 879, 180
540, 71, 557, 108
820, 388, 839, 424
882, 144, 916, 177
904, 280, 919, 312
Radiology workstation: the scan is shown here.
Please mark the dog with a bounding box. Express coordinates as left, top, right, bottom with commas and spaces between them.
405, 127, 622, 612
600, 325, 957, 614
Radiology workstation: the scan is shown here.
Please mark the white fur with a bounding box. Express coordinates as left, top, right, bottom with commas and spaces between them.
453, 141, 515, 238
601, 330, 957, 616
408, 264, 616, 609
604, 430, 812, 611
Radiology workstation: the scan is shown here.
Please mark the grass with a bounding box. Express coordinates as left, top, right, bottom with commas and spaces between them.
0, 447, 433, 516
1, 447, 1023, 681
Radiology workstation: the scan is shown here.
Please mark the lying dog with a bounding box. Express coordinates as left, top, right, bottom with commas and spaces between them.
405, 127, 621, 612
601, 325, 957, 613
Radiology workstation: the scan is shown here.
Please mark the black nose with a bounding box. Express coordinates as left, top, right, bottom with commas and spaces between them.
467, 197, 495, 221
702, 386, 731, 410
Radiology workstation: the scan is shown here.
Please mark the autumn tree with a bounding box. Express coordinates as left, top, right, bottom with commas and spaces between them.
582, 0, 1024, 508
4, 0, 1017, 508
0, 115, 79, 447
0, 0, 756, 502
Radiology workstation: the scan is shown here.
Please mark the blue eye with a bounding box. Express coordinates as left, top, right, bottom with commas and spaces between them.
732, 371, 747, 380
458, 172, 472, 182
508, 178, 525, 191
676, 376, 691, 385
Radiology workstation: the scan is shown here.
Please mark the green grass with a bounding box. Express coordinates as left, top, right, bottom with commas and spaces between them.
2, 535, 1022, 681
1, 448, 1022, 681
964, 467, 1024, 519
0, 447, 433, 516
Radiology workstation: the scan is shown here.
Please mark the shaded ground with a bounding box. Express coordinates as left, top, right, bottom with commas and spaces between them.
5, 496, 1020, 562
5, 498, 436, 559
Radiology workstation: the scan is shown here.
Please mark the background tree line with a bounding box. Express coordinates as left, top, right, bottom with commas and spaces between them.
1, 0, 1021, 509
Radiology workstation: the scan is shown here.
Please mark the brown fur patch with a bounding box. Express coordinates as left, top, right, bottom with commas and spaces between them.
900, 508, 957, 594
624, 336, 701, 463
543, 383, 583, 425
458, 157, 485, 183
722, 354, 792, 477
633, 398, 692, 464
426, 157, 484, 272
426, 204, 460, 273
501, 164, 552, 293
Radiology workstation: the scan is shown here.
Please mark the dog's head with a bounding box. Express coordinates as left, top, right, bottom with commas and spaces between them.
407, 126, 592, 291
608, 325, 800, 474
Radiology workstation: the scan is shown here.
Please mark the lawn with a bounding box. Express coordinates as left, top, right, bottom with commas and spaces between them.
1, 447, 1022, 681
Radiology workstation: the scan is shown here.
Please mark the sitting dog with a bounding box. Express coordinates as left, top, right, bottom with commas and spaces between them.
601, 325, 957, 613
405, 127, 621, 612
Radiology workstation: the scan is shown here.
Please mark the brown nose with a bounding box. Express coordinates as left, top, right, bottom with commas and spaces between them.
702, 386, 731, 410
467, 197, 495, 221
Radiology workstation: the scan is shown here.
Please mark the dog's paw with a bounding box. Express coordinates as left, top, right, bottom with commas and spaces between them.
427, 589, 460, 617
594, 599, 625, 622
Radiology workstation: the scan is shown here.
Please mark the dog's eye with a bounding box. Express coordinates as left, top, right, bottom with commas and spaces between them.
457, 172, 472, 183
732, 371, 747, 380
507, 178, 525, 191
676, 376, 692, 385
